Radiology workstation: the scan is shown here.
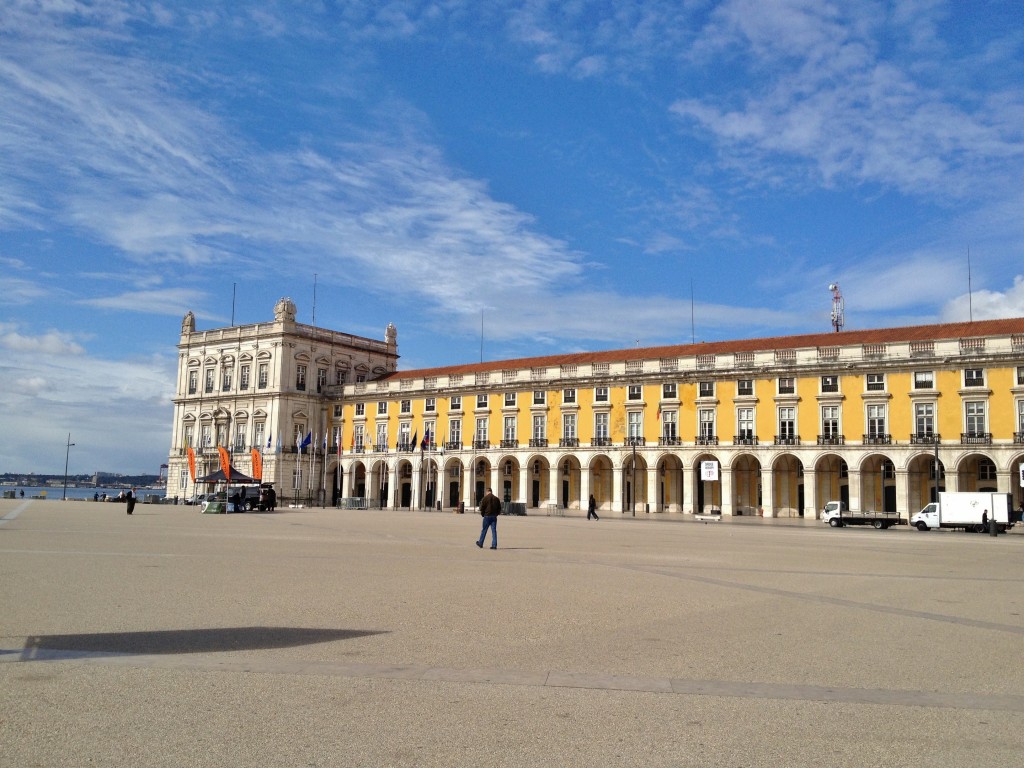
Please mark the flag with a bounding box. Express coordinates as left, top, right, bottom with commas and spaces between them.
411, 431, 417, 451
421, 429, 430, 451
186, 447, 196, 483
251, 448, 263, 481
322, 434, 328, 452
365, 431, 373, 451
266, 432, 272, 450
275, 435, 282, 454
299, 431, 312, 453
218, 445, 231, 483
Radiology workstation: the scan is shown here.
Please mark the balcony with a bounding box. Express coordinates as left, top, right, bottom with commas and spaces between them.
500, 439, 518, 449
529, 438, 548, 448
559, 438, 580, 448
817, 435, 845, 446
444, 441, 463, 451
625, 437, 645, 447
961, 432, 992, 445
659, 436, 681, 447
733, 435, 758, 446
910, 432, 940, 445
473, 439, 489, 450
862, 433, 892, 445
592, 437, 612, 447
1015, 432, 1024, 445
696, 435, 719, 446
773, 436, 800, 446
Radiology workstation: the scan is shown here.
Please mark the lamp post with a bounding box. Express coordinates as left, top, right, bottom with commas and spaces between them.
62, 433, 75, 501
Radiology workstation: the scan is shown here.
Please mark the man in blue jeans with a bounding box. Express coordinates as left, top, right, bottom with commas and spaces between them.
476, 487, 501, 549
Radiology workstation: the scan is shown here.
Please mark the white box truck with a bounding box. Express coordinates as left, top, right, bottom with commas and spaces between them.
822, 501, 901, 529
910, 492, 1012, 532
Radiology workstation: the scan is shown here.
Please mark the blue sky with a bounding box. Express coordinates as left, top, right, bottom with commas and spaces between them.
2, 1, 1023, 475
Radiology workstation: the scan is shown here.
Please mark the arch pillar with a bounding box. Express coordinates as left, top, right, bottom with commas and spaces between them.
720, 465, 734, 516
803, 469, 818, 519
612, 466, 623, 513
847, 466, 862, 512
761, 468, 775, 518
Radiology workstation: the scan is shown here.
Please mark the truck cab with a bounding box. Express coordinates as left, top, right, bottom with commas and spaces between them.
822, 500, 848, 527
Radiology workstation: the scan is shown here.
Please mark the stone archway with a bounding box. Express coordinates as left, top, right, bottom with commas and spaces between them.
771, 453, 803, 517
731, 453, 761, 516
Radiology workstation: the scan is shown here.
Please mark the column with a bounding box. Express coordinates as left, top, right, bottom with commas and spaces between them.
612, 466, 623, 513
412, 462, 423, 510
646, 464, 658, 513
720, 464, 734, 516
761, 467, 775, 518
803, 469, 818, 519
579, 465, 590, 512
463, 464, 474, 509
518, 466, 529, 508
894, 468, 910, 523
847, 466, 862, 512
389, 463, 399, 509
548, 465, 560, 509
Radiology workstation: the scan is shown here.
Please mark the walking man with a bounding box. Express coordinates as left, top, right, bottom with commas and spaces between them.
126, 487, 137, 515
476, 487, 501, 549
587, 493, 599, 520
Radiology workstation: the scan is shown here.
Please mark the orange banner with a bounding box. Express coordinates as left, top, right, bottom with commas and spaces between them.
218, 446, 231, 483
186, 447, 196, 483
251, 448, 263, 481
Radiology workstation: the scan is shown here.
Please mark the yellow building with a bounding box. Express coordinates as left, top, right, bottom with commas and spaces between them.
328, 317, 1024, 519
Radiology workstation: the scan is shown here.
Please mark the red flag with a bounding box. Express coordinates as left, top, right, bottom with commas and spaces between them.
186, 447, 196, 483
251, 448, 263, 481
218, 446, 231, 483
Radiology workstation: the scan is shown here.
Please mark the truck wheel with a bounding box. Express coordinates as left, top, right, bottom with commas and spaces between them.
829, 518, 841, 528
973, 524, 985, 534
873, 520, 884, 529
915, 522, 928, 532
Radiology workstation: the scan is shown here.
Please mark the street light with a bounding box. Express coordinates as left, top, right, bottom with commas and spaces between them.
62, 433, 75, 501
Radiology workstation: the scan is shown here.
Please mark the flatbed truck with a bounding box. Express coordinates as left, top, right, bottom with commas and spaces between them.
822, 501, 901, 529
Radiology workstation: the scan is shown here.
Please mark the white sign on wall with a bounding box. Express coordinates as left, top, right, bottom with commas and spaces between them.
1019, 465, 1024, 487
700, 460, 719, 482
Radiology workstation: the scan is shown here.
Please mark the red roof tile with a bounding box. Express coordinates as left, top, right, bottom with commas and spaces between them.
380, 317, 1024, 381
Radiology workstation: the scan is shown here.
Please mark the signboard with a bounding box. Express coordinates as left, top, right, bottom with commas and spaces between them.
1019, 464, 1024, 487
700, 460, 719, 482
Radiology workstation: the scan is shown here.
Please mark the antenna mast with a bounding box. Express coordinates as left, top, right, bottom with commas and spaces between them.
829, 283, 844, 333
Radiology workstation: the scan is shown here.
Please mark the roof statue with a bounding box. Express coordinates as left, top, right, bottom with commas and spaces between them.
181, 310, 195, 334
274, 297, 297, 323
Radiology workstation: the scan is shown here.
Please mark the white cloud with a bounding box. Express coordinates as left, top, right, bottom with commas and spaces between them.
941, 275, 1024, 323
0, 325, 85, 355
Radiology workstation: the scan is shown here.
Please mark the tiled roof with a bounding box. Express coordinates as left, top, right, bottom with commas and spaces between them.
380, 317, 1024, 381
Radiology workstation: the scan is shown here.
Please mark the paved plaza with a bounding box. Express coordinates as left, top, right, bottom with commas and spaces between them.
2, 498, 1023, 767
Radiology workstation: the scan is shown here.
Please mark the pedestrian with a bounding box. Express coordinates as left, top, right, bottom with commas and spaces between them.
126, 487, 137, 515
1016, 501, 1024, 524
476, 487, 501, 549
587, 494, 599, 520
268, 486, 277, 511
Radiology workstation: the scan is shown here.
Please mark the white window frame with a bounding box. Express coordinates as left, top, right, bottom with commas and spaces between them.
563, 388, 576, 404
595, 386, 609, 402
778, 407, 796, 439
964, 401, 987, 434
821, 405, 839, 437
563, 413, 577, 439
866, 373, 885, 391
594, 412, 609, 439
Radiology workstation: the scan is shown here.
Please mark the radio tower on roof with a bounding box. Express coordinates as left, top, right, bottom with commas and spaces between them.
829, 283, 844, 333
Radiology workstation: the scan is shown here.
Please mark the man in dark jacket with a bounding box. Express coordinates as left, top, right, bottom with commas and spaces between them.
476, 487, 501, 549
126, 488, 137, 515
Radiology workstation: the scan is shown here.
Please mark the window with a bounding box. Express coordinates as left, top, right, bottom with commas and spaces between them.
477, 394, 488, 408
423, 421, 434, 446
821, 406, 839, 437
292, 468, 302, 491
866, 373, 885, 391
595, 386, 609, 402
964, 368, 984, 387
222, 367, 233, 391
377, 401, 388, 415
627, 384, 642, 401
627, 411, 642, 439
698, 408, 715, 438
188, 370, 198, 394
200, 425, 212, 448
699, 381, 714, 398
179, 469, 187, 491
399, 423, 411, 448
533, 390, 546, 405
376, 423, 388, 447
183, 425, 194, 448
355, 425, 365, 450
563, 388, 576, 404
317, 367, 327, 392
331, 426, 341, 448
296, 364, 307, 391
821, 375, 838, 393
662, 382, 677, 399
425, 397, 436, 412
1018, 400, 1024, 432
867, 404, 886, 437
234, 424, 246, 450
532, 414, 545, 440
475, 418, 488, 442
594, 412, 609, 439
914, 371, 933, 389
965, 401, 987, 434
258, 363, 268, 389
333, 405, 342, 418
400, 400, 411, 414
503, 416, 517, 442
355, 403, 365, 416
335, 368, 346, 386
254, 423, 265, 449
737, 379, 753, 396
737, 408, 754, 439
240, 365, 250, 390
662, 410, 678, 439
504, 392, 517, 407
778, 407, 796, 439
204, 369, 214, 394
1018, 367, 1024, 386
293, 424, 305, 445
356, 374, 366, 383
563, 413, 577, 439
778, 377, 794, 394
448, 419, 462, 445
979, 458, 996, 481
915, 403, 934, 436
450, 396, 462, 410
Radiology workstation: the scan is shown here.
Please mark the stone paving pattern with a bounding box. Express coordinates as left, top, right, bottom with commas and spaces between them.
2, 498, 1023, 766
